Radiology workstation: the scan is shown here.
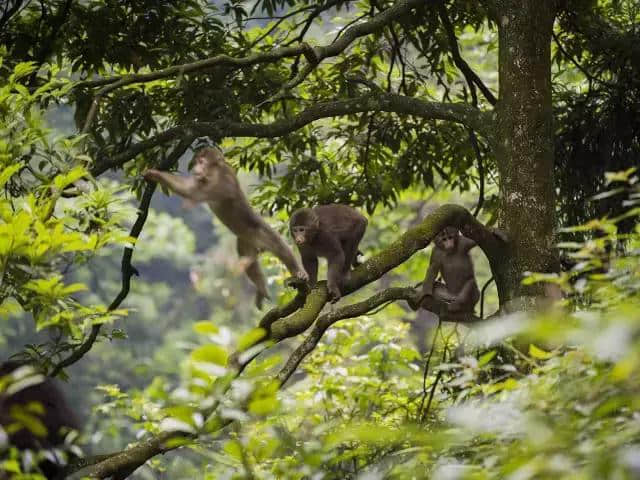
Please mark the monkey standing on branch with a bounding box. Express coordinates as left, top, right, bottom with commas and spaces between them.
289, 204, 367, 301
420, 226, 480, 314
144, 147, 307, 308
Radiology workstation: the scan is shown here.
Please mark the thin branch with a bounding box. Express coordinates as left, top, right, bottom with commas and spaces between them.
91, 93, 491, 176
77, 0, 426, 132
437, 0, 497, 106
258, 0, 426, 105
244, 4, 317, 50
0, 0, 27, 31
276, 287, 419, 386
387, 24, 408, 94
470, 129, 485, 216
49, 138, 193, 376
551, 31, 615, 88
420, 370, 443, 422
417, 319, 441, 420
284, 0, 344, 47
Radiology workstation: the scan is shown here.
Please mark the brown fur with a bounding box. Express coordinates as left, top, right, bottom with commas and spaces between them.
144, 147, 306, 308
420, 227, 480, 313
290, 204, 367, 301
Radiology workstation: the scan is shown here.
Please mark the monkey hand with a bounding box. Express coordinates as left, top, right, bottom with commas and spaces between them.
143, 169, 161, 182
447, 297, 465, 312
295, 269, 309, 282
327, 284, 342, 303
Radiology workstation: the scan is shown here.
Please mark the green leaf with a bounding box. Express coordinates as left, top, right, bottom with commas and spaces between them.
191, 344, 228, 366
528, 344, 553, 360
193, 321, 219, 335
248, 396, 279, 416
224, 440, 243, 460
53, 165, 88, 190
478, 350, 497, 367
0, 163, 23, 188
237, 327, 266, 351
10, 62, 38, 81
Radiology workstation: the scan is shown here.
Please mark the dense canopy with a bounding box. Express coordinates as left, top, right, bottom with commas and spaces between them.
0, 0, 639, 478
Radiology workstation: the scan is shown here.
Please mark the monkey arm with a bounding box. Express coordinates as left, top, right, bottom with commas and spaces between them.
258, 228, 307, 280
300, 249, 318, 286
421, 249, 442, 297
459, 235, 477, 252
144, 170, 202, 201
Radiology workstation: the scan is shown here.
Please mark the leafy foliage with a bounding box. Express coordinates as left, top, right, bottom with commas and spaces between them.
0, 60, 130, 365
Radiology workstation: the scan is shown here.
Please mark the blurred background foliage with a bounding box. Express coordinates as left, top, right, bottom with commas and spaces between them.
0, 0, 639, 478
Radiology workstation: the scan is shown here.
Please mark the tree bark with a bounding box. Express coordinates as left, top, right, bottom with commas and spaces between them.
492, 0, 559, 300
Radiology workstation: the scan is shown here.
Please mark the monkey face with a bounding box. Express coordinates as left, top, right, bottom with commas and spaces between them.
192, 154, 210, 178
290, 209, 320, 246
291, 225, 310, 245
436, 227, 459, 252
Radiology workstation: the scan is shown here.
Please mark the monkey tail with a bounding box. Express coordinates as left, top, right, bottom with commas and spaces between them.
480, 276, 495, 319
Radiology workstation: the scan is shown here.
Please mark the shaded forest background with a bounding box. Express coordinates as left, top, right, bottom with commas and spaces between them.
0, 0, 639, 478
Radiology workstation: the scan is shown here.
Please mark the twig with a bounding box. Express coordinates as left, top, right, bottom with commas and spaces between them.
417, 319, 441, 420
437, 0, 497, 106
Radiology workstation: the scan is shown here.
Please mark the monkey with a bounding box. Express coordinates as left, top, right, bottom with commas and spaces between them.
0, 361, 80, 479
420, 226, 480, 314
144, 147, 307, 308
289, 204, 367, 301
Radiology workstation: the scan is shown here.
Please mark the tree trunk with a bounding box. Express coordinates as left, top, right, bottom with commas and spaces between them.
492, 0, 559, 302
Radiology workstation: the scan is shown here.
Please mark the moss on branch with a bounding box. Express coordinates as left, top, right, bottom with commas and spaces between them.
267, 204, 507, 342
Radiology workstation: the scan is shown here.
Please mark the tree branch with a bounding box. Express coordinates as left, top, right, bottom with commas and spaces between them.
263, 0, 425, 105
266, 204, 505, 343
64, 204, 506, 478
437, 0, 497, 106
50, 138, 193, 376
277, 287, 418, 386
91, 93, 491, 176
78, 0, 426, 132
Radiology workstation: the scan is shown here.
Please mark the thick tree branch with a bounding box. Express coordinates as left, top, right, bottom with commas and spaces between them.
67, 431, 190, 479
274, 286, 482, 386
266, 204, 506, 343
65, 204, 506, 478
78, 0, 426, 132
91, 93, 491, 176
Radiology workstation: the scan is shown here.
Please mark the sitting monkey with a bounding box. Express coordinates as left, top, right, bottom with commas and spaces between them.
144, 147, 307, 308
420, 226, 480, 314
289, 204, 367, 301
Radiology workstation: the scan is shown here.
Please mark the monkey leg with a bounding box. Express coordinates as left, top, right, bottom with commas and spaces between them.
237, 238, 270, 308
256, 226, 308, 280
341, 220, 367, 275
433, 283, 456, 303
420, 282, 455, 314
447, 279, 480, 313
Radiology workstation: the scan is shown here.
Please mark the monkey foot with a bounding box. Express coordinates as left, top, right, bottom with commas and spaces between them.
285, 276, 309, 292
